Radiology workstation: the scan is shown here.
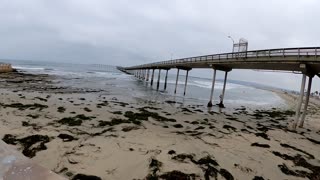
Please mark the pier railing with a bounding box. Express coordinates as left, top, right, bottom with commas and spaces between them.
126, 47, 320, 69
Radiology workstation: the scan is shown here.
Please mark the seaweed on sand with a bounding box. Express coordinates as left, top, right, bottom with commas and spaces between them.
84, 107, 92, 112
2, 134, 51, 158
72, 174, 102, 180
251, 143, 270, 148
58, 114, 95, 126
0, 103, 48, 111
57, 106, 66, 113
159, 171, 197, 180
273, 151, 320, 179
58, 133, 78, 142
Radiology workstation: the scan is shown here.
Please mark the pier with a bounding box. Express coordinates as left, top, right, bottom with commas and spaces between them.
120, 47, 320, 130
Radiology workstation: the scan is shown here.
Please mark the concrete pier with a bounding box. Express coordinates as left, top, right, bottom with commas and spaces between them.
124, 47, 320, 129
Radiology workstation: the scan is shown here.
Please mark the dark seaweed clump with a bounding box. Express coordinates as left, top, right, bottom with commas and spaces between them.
57, 106, 66, 113
2, 134, 50, 158
159, 171, 197, 180
58, 134, 77, 142
273, 151, 320, 179
58, 114, 94, 126
0, 103, 48, 111
125, 108, 176, 124
280, 143, 314, 159
171, 153, 232, 180
251, 109, 295, 119
251, 143, 270, 148
84, 107, 92, 112
72, 173, 102, 180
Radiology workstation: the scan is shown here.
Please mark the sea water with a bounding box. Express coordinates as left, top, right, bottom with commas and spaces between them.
7, 60, 286, 109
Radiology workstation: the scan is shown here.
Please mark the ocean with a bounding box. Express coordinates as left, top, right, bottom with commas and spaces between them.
6, 59, 286, 109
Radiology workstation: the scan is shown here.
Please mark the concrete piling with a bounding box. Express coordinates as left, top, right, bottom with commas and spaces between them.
174, 69, 180, 94
218, 71, 228, 108
164, 69, 169, 90
293, 73, 307, 129
157, 69, 161, 90
299, 75, 313, 128
183, 70, 189, 96
151, 69, 155, 86
207, 69, 217, 107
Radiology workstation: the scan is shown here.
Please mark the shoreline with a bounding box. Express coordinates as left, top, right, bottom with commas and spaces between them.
0, 72, 319, 179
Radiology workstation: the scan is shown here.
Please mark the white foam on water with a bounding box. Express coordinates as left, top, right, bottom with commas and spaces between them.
13, 66, 46, 71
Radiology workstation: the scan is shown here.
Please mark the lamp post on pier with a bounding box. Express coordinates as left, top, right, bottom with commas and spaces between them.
228, 36, 235, 57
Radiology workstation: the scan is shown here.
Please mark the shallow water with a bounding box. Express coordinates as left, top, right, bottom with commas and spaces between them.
8, 60, 286, 109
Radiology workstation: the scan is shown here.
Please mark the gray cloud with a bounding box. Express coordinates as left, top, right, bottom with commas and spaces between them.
0, 0, 319, 90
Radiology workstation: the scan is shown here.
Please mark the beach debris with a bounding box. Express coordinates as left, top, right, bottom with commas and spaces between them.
280, 143, 314, 159
0, 102, 48, 111
159, 171, 197, 180
254, 133, 270, 140
57, 114, 95, 126
58, 133, 78, 142
84, 107, 92, 112
251, 143, 270, 148
173, 124, 183, 128
34, 96, 47, 102
219, 169, 234, 180
223, 125, 237, 131
2, 134, 51, 158
27, 114, 40, 119
112, 111, 122, 115
72, 173, 102, 180
168, 150, 176, 155
273, 151, 320, 179
252, 176, 265, 180
57, 106, 66, 113
121, 126, 140, 132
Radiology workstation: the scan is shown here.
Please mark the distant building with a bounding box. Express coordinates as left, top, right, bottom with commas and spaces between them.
0, 63, 13, 73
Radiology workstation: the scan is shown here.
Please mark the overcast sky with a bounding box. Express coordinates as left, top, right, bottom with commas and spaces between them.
0, 0, 319, 90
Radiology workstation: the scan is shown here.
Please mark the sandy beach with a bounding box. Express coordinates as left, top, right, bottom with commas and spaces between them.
0, 71, 320, 180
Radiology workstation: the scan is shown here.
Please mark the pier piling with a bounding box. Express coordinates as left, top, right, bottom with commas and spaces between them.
299, 75, 313, 127
151, 69, 155, 86
207, 69, 217, 107
183, 70, 190, 96
157, 69, 161, 90
293, 74, 307, 129
174, 69, 180, 94
218, 71, 228, 108
164, 69, 169, 90
146, 69, 150, 81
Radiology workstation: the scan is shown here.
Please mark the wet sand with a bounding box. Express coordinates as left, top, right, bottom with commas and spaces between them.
0, 72, 320, 180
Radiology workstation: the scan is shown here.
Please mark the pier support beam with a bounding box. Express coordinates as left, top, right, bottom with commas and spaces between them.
174, 69, 180, 94
218, 71, 228, 108
207, 69, 217, 107
151, 69, 155, 86
299, 75, 313, 128
164, 69, 169, 90
183, 70, 190, 96
156, 69, 161, 90
293, 74, 307, 129
146, 69, 150, 81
